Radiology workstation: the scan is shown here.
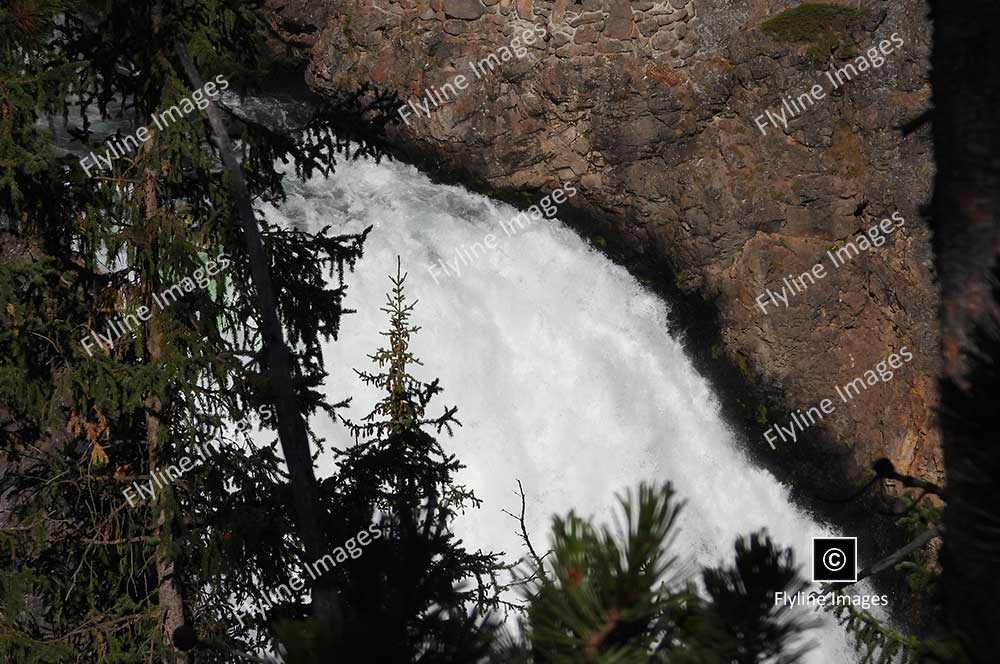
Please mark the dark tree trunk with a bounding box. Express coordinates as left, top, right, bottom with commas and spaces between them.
142, 136, 193, 664
172, 45, 332, 602
929, 0, 1000, 654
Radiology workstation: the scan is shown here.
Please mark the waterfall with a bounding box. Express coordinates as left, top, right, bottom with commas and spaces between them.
261, 155, 865, 661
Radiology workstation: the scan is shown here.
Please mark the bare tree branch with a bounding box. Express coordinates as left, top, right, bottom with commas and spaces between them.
501, 479, 546, 570
825, 525, 943, 593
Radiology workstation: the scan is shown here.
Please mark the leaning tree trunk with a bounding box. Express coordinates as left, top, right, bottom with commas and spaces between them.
172, 44, 332, 608
929, 0, 1000, 655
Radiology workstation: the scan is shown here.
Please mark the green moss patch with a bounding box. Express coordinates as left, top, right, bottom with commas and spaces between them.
761, 3, 865, 42
756, 403, 769, 425
736, 353, 753, 383
761, 3, 867, 62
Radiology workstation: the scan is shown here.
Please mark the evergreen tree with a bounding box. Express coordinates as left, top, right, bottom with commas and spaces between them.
926, 261, 1000, 663
496, 483, 816, 664
275, 260, 506, 663
0, 0, 395, 661
6, 2, 996, 664
928, 0, 1000, 656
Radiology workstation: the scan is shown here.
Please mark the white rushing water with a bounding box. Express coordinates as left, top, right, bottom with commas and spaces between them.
261, 155, 861, 661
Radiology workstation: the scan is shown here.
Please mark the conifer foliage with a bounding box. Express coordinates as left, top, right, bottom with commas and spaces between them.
931, 261, 1000, 662
0, 0, 387, 662
275, 260, 505, 663
496, 483, 816, 664
4, 1, 996, 663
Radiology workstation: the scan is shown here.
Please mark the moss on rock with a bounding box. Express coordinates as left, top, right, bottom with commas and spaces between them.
761, 3, 867, 63
761, 3, 865, 43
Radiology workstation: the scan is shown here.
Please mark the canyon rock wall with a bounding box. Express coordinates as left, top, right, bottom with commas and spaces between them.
263, 0, 940, 493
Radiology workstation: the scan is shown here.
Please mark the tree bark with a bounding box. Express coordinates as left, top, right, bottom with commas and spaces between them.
142, 132, 192, 664
929, 0, 1000, 653
172, 44, 331, 597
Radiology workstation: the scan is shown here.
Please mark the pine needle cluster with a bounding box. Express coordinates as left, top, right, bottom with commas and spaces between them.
496, 483, 817, 664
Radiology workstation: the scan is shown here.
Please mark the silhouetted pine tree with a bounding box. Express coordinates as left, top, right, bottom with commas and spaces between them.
275, 260, 505, 663
929, 0, 1000, 656
927, 261, 1000, 663
494, 483, 816, 664
0, 1, 396, 661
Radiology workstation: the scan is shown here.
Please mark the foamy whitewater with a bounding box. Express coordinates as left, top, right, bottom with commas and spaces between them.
260, 156, 865, 661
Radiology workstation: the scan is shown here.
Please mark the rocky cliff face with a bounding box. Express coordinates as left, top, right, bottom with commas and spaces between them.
262, 0, 940, 497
